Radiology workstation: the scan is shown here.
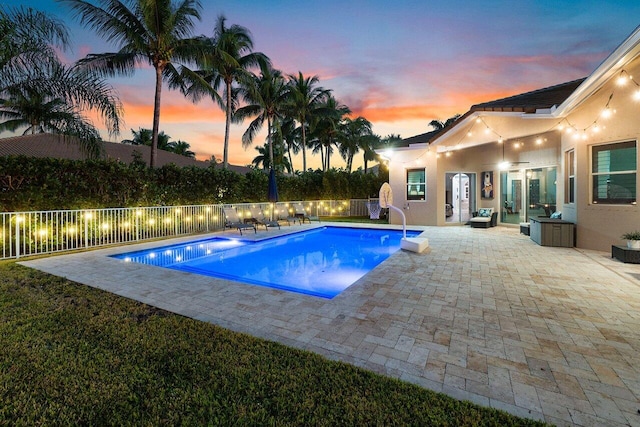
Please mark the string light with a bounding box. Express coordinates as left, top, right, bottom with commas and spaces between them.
390, 66, 637, 167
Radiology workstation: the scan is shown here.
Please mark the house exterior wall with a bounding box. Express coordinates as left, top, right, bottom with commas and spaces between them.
386, 145, 437, 225
561, 58, 640, 251
388, 88, 638, 251
387, 135, 561, 227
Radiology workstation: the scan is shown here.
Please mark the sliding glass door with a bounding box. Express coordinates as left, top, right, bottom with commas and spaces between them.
525, 167, 557, 218
500, 170, 524, 224
501, 167, 557, 224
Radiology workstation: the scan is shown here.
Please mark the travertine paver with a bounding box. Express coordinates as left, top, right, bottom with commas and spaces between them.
21, 224, 640, 427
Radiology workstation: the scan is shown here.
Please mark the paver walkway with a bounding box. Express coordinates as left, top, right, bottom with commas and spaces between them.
21, 224, 640, 427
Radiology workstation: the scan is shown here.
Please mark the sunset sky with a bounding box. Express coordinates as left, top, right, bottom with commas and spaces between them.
7, 0, 640, 170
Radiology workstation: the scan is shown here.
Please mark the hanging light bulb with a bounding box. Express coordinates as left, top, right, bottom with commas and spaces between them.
617, 74, 629, 86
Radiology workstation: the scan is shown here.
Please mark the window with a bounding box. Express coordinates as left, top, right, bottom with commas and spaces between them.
591, 141, 636, 204
565, 149, 575, 204
406, 168, 426, 200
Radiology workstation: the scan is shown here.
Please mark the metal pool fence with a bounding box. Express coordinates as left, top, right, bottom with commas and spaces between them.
1, 199, 379, 259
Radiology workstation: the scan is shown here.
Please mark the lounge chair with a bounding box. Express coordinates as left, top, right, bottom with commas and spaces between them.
248, 206, 281, 230
279, 210, 300, 225
223, 207, 256, 235
294, 203, 320, 224
470, 208, 497, 228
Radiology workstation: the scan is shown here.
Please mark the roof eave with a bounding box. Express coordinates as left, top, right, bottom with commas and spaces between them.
554, 25, 640, 116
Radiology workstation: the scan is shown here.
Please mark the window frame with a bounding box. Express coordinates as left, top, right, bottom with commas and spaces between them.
406, 168, 426, 201
590, 140, 637, 205
565, 149, 575, 204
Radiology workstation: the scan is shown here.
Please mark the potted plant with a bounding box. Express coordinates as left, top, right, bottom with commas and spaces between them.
621, 231, 640, 249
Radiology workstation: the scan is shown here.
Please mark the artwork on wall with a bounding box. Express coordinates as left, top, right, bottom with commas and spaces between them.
481, 171, 494, 199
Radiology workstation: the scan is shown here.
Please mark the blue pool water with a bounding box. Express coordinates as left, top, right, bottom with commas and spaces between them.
112, 226, 421, 299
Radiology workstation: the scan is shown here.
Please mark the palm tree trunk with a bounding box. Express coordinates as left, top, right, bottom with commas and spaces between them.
150, 65, 163, 168
326, 143, 331, 170
287, 145, 293, 172
267, 116, 274, 168
223, 80, 232, 169
301, 119, 307, 172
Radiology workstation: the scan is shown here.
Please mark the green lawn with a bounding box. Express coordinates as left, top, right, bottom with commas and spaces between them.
0, 261, 548, 426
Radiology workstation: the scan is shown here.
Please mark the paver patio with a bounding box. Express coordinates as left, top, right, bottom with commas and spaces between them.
21, 224, 640, 427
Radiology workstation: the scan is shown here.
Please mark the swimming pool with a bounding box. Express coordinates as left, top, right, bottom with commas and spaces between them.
112, 226, 421, 298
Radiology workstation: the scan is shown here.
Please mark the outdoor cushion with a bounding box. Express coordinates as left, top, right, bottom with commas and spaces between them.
478, 208, 493, 217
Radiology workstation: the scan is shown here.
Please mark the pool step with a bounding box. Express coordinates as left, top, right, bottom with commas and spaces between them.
401, 237, 429, 253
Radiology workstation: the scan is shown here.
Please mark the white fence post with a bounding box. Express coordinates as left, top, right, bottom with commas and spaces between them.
14, 215, 20, 259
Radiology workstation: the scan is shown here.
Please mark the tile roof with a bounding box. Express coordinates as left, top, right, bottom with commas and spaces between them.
0, 133, 252, 174
470, 78, 586, 113
397, 130, 440, 147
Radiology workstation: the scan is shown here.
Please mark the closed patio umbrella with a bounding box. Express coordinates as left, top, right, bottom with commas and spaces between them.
268, 168, 278, 202
268, 168, 278, 220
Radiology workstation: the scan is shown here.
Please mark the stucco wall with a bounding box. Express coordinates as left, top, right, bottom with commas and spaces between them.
387, 56, 640, 252
562, 59, 640, 251
388, 135, 561, 227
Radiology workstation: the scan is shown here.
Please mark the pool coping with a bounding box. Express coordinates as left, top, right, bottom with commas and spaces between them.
109, 223, 425, 299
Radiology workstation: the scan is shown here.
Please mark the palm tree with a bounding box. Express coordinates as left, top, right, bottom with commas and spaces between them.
61, 0, 205, 168
309, 94, 350, 171
123, 128, 173, 151
429, 114, 461, 131
287, 72, 329, 172
338, 116, 372, 173
169, 140, 195, 158
0, 6, 122, 156
234, 64, 289, 168
272, 117, 300, 172
0, 85, 87, 135
179, 15, 269, 169
0, 6, 68, 88
361, 133, 381, 173
251, 141, 291, 173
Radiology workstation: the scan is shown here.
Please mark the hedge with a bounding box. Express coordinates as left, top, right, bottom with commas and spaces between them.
0, 156, 388, 211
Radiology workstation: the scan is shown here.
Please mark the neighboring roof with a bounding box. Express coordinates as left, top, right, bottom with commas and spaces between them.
470, 78, 587, 113
0, 133, 252, 174
396, 130, 440, 147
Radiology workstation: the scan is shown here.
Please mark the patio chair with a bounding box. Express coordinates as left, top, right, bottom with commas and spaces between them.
470, 208, 497, 228
248, 206, 281, 231
294, 203, 320, 224
223, 207, 256, 235
277, 209, 300, 226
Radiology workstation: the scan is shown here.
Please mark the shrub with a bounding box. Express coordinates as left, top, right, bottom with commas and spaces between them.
0, 156, 388, 211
